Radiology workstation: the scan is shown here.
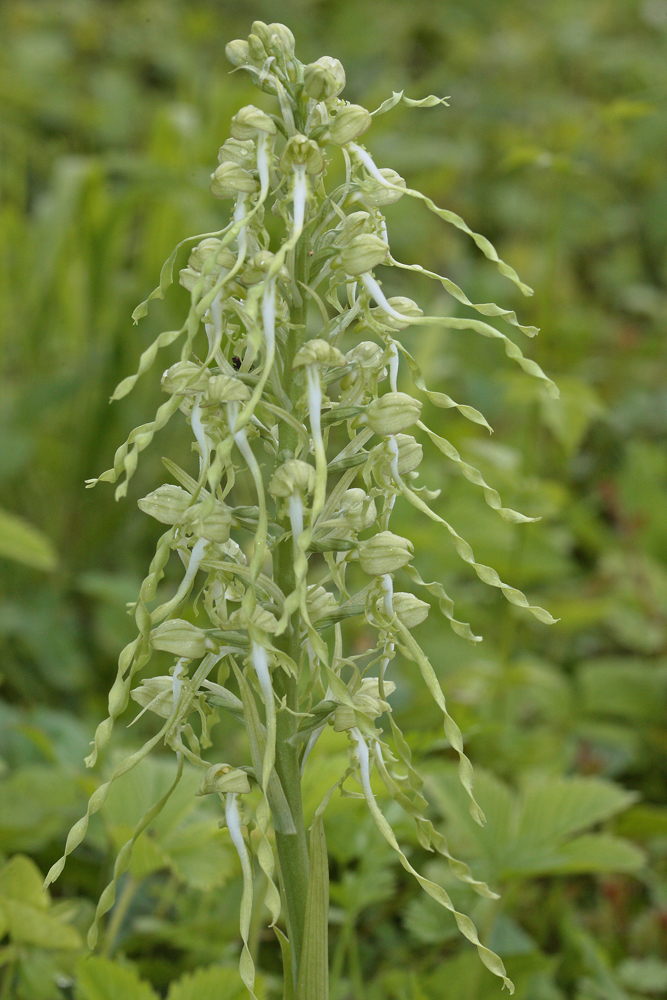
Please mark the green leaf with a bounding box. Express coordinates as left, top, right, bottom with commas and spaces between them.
516, 777, 638, 848
540, 377, 604, 454
1, 898, 82, 949
426, 767, 640, 879
75, 956, 158, 1000
615, 804, 667, 841
101, 755, 233, 886
617, 958, 667, 994
545, 834, 645, 875
578, 659, 667, 723
296, 817, 330, 1000
274, 927, 294, 1000
0, 855, 81, 949
0, 854, 47, 909
167, 965, 260, 1000
0, 508, 57, 571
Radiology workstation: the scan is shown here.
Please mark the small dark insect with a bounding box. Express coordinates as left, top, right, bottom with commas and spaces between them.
232, 356, 242, 370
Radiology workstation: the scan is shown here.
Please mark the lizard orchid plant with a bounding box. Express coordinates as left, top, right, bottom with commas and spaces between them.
47, 21, 557, 999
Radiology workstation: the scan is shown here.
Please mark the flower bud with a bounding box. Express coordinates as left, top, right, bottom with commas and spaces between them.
186, 501, 232, 543
240, 250, 289, 285
231, 105, 277, 140
138, 485, 192, 524
218, 138, 256, 169
187, 238, 236, 273
376, 591, 429, 627
358, 531, 414, 576
334, 211, 374, 244
306, 584, 339, 622
269, 459, 316, 498
198, 763, 251, 796
210, 162, 259, 200
179, 266, 239, 296
303, 57, 346, 101
247, 33, 267, 65
150, 619, 208, 659
225, 39, 251, 67
250, 21, 296, 62
327, 104, 372, 145
226, 605, 278, 633
370, 296, 423, 331
360, 167, 406, 206
340, 488, 377, 531
393, 433, 423, 474
205, 375, 251, 404
130, 675, 191, 719
340, 234, 389, 276
293, 338, 346, 368
333, 677, 396, 730
345, 341, 387, 377
278, 134, 325, 176
366, 392, 422, 435
161, 362, 209, 396
264, 22, 296, 58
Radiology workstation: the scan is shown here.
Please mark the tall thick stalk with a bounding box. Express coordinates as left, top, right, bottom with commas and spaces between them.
272, 233, 311, 973
48, 20, 557, 998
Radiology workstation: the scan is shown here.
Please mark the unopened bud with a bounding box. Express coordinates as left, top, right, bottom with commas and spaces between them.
150, 619, 208, 659
138, 485, 192, 524
269, 459, 316, 498
366, 392, 422, 435
327, 104, 372, 145
226, 605, 278, 633
358, 531, 413, 576
293, 338, 346, 368
210, 162, 258, 199
218, 138, 256, 170
370, 296, 423, 331
225, 39, 251, 67
393, 433, 423, 474
198, 763, 251, 796
303, 57, 346, 101
264, 22, 296, 58
247, 33, 267, 65
205, 375, 251, 404
377, 591, 429, 627
231, 105, 277, 140
187, 238, 236, 273
346, 341, 387, 376
130, 676, 176, 718
360, 168, 406, 206
179, 266, 238, 295
279, 134, 325, 176
251, 21, 296, 61
161, 362, 209, 396
340, 488, 377, 531
340, 234, 389, 276
186, 501, 232, 543
333, 677, 396, 730
335, 212, 374, 244
240, 250, 289, 285
306, 585, 339, 622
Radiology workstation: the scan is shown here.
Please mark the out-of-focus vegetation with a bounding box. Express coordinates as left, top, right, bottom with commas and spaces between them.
1, 1, 666, 997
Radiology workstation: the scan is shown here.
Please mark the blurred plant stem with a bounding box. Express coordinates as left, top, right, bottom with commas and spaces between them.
102, 874, 139, 958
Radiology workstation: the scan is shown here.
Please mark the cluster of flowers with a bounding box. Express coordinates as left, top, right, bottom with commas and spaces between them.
48, 22, 557, 996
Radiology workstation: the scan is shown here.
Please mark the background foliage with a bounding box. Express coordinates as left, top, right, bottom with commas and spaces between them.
1, 0, 667, 997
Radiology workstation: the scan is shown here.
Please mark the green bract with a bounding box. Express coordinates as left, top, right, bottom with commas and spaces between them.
58, 20, 560, 998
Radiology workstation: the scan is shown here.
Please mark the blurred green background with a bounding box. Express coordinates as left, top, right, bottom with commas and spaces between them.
1, 1, 667, 997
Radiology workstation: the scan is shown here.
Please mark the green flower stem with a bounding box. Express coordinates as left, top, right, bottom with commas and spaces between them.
272, 226, 311, 980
